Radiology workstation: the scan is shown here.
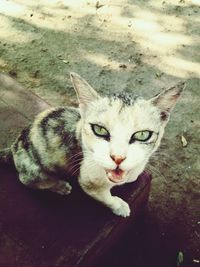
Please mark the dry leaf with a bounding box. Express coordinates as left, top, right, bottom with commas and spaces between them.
156, 72, 164, 78
177, 251, 184, 266
62, 60, 69, 64
181, 135, 188, 147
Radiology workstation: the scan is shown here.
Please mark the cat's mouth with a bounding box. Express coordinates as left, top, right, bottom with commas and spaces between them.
106, 167, 126, 183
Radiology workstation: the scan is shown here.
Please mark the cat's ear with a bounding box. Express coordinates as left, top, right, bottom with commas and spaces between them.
70, 72, 100, 115
150, 81, 185, 121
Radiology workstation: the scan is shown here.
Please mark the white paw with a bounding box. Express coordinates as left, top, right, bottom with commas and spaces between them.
51, 182, 72, 195
58, 183, 72, 195
111, 197, 131, 217
65, 183, 72, 193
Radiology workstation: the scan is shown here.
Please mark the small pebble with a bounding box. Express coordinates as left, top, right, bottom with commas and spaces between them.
8, 70, 17, 77
119, 64, 127, 69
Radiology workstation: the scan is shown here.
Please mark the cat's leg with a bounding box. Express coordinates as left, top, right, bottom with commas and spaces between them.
19, 172, 72, 195
47, 180, 72, 195
13, 147, 72, 195
79, 179, 130, 217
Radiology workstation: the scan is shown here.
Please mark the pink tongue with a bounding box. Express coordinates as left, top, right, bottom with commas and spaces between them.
108, 168, 124, 182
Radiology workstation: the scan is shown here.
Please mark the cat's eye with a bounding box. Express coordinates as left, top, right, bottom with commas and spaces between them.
129, 130, 153, 144
90, 124, 110, 140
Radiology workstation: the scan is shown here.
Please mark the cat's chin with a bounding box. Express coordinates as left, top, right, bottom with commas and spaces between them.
106, 167, 127, 184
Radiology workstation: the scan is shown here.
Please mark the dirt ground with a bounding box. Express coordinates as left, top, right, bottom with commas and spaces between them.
0, 0, 199, 266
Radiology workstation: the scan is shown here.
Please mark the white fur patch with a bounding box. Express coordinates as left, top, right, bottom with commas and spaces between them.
79, 97, 163, 183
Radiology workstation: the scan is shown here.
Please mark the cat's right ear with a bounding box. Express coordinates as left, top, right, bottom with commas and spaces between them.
70, 72, 100, 116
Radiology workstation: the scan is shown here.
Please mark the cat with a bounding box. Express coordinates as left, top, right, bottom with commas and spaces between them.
0, 72, 185, 217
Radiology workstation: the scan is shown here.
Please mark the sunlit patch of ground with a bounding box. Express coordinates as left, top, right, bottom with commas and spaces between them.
0, 0, 199, 80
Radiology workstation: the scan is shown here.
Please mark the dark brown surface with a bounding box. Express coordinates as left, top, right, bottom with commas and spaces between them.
0, 164, 151, 267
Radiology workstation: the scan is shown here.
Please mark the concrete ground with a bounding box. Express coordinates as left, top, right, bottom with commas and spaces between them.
0, 0, 199, 266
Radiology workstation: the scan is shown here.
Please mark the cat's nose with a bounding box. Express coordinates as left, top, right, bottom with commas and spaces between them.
110, 155, 126, 165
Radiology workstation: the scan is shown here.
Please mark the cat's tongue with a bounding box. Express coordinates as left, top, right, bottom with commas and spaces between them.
106, 168, 125, 183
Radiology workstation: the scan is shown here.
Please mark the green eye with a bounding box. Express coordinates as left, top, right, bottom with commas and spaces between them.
91, 124, 110, 140
129, 130, 153, 143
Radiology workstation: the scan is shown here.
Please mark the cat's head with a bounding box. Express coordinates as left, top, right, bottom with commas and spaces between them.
70, 72, 185, 184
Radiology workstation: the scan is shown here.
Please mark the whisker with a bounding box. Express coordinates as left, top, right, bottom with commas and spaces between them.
67, 151, 83, 161
69, 162, 82, 172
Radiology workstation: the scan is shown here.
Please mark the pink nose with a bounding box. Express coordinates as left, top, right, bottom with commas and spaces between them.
110, 155, 126, 165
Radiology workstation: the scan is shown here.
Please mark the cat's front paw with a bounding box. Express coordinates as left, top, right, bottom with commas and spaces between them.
111, 197, 131, 217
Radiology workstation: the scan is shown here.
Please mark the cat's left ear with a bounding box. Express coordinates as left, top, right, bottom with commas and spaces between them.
70, 72, 100, 116
150, 81, 185, 121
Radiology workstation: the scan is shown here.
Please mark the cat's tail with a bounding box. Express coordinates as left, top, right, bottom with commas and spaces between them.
0, 148, 13, 165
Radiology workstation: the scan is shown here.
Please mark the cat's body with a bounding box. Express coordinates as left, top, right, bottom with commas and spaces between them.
0, 73, 185, 217
11, 107, 81, 194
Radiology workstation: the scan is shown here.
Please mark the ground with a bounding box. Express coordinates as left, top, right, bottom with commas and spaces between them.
0, 0, 199, 266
